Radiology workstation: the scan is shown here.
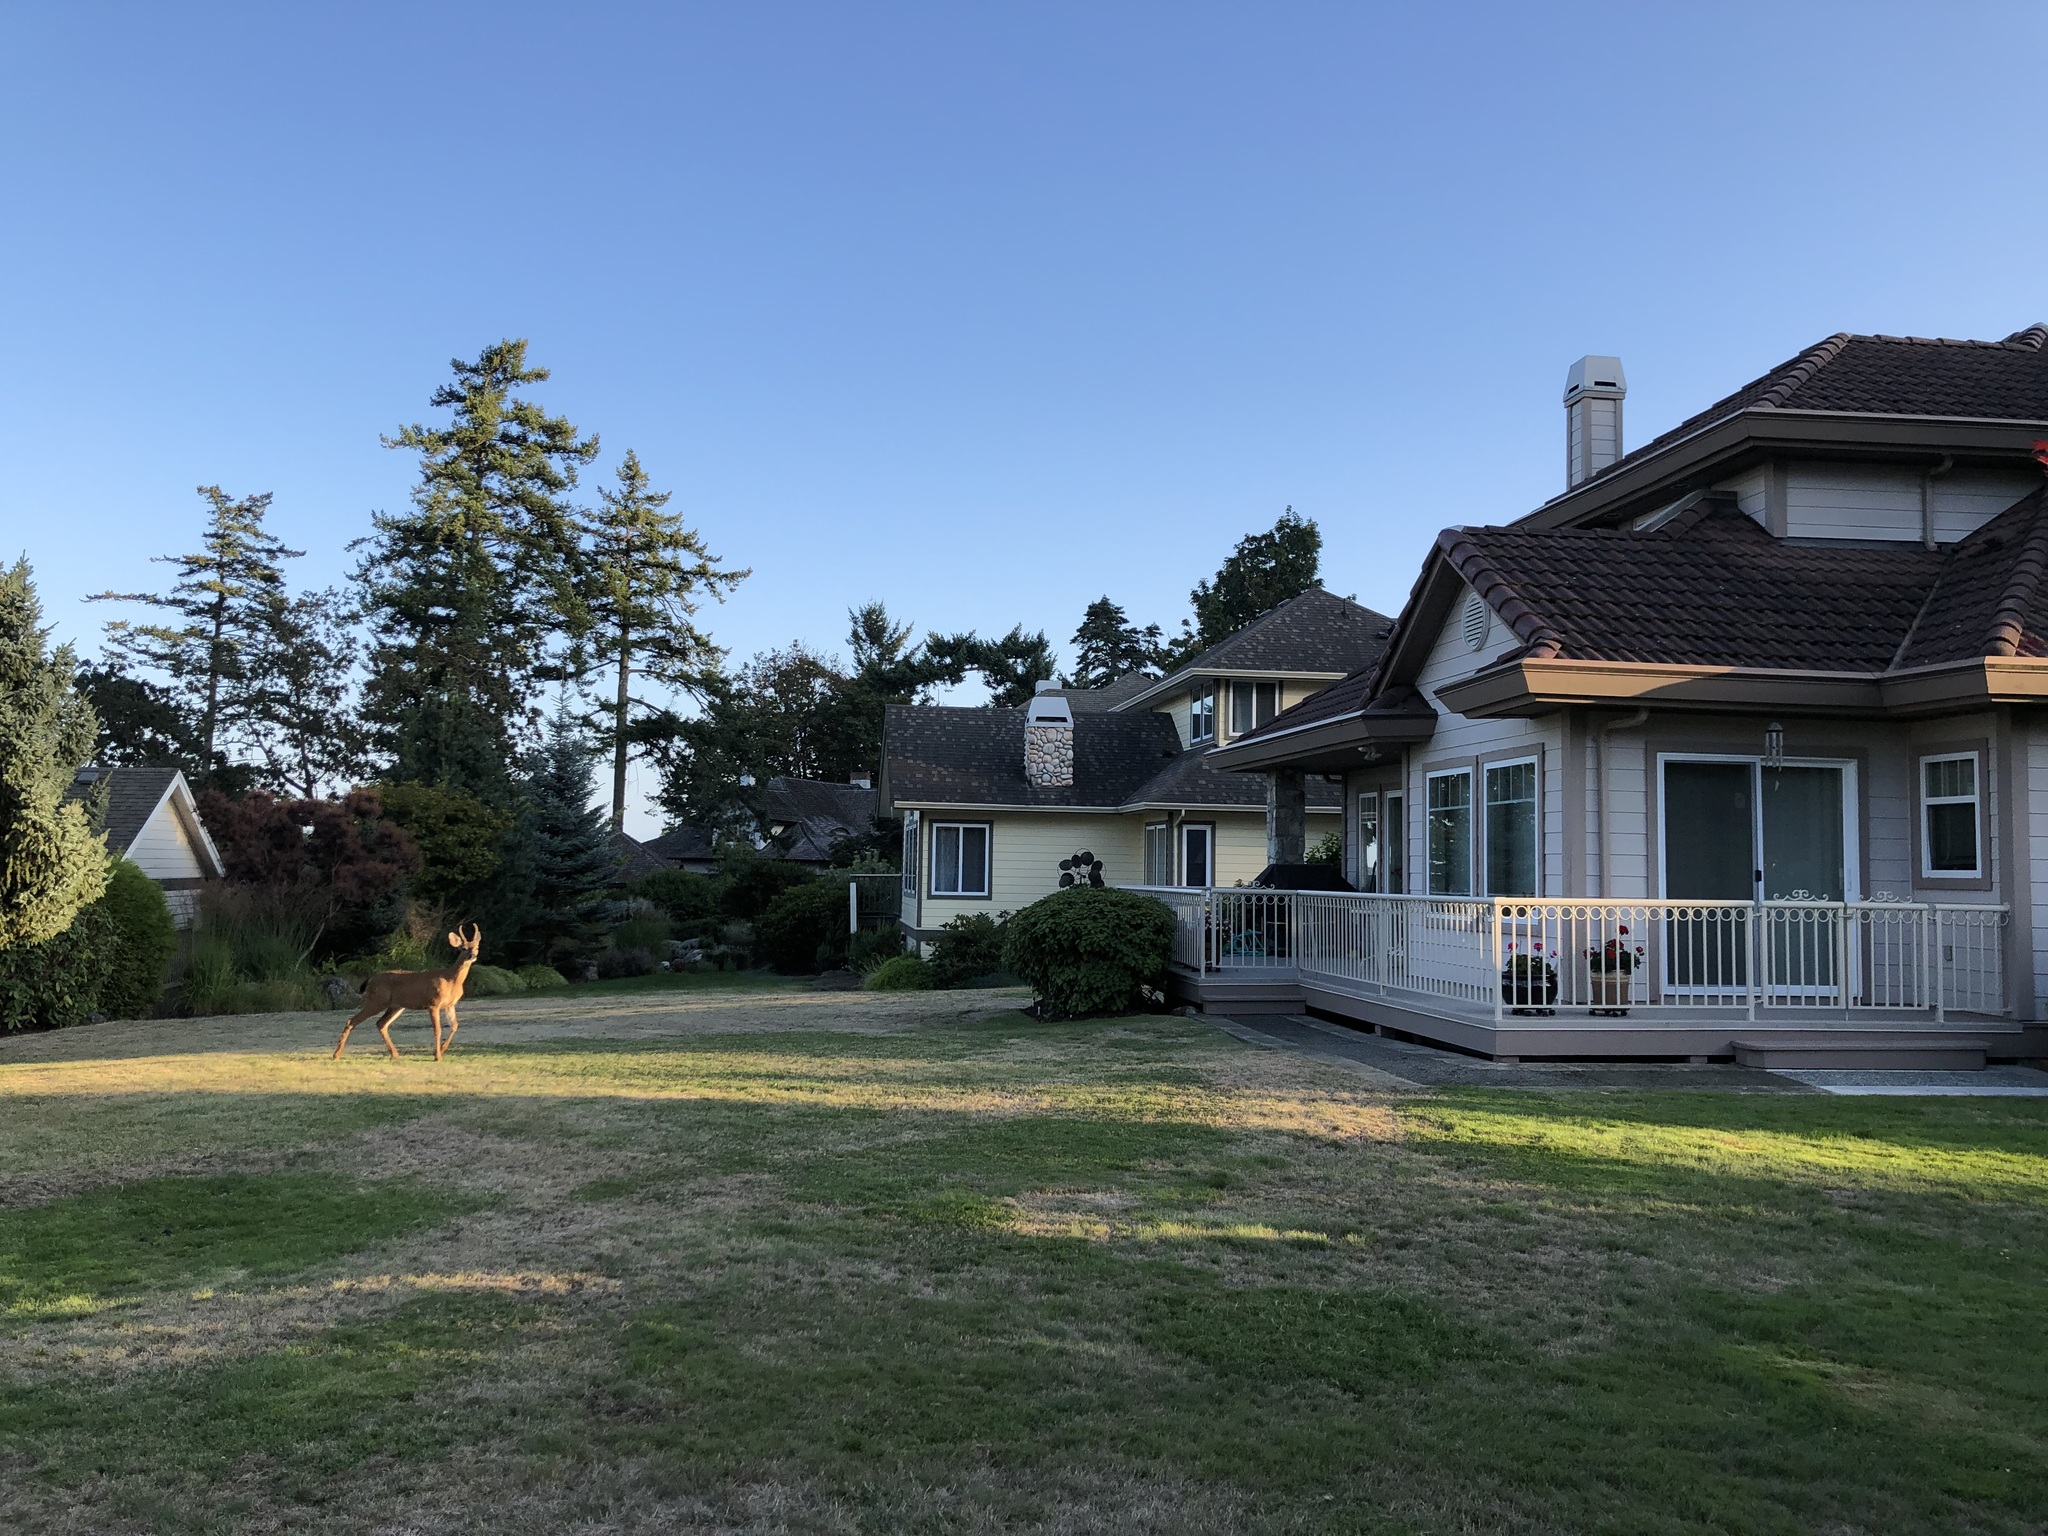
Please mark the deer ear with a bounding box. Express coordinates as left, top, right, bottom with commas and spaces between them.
447, 931, 462, 948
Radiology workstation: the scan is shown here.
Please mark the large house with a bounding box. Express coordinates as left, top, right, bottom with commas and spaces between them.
1200, 327, 2048, 1068
881, 588, 1392, 942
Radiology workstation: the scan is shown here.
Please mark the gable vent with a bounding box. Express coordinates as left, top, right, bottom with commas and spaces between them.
1461, 594, 1489, 651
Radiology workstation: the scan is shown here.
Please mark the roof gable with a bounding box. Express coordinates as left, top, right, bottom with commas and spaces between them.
1116, 588, 1395, 709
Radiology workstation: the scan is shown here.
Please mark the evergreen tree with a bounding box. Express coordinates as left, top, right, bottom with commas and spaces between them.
0, 560, 109, 950
1182, 506, 1322, 655
582, 450, 744, 830
967, 625, 1058, 706
1065, 597, 1165, 689
523, 710, 624, 964
355, 340, 599, 788
241, 587, 369, 798
74, 660, 204, 774
88, 486, 301, 782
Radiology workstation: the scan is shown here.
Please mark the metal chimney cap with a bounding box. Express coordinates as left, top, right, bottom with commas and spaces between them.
1564, 355, 1626, 402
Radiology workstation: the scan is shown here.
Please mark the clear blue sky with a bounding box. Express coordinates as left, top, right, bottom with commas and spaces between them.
5, 3, 2045, 828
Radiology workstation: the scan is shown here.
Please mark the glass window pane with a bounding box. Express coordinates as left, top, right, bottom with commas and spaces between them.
1358, 794, 1380, 893
1230, 683, 1253, 735
1484, 761, 1538, 896
933, 826, 960, 893
1926, 756, 1975, 800
1426, 773, 1471, 895
1928, 802, 1978, 872
1183, 826, 1211, 887
961, 826, 989, 894
1384, 795, 1404, 892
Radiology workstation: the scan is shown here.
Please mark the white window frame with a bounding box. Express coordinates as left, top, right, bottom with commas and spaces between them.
1189, 682, 1216, 745
900, 811, 920, 900
1383, 791, 1404, 893
1481, 755, 1540, 898
1919, 751, 1983, 879
1143, 821, 1172, 886
928, 820, 992, 899
1654, 753, 1862, 903
1425, 768, 1473, 896
1180, 821, 1215, 888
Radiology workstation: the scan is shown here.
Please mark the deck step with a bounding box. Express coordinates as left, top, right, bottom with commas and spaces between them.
1731, 1036, 1988, 1071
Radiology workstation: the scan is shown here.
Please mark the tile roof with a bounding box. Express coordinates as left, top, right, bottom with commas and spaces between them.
1587, 325, 2048, 490
608, 831, 673, 883
883, 704, 1339, 811
643, 825, 716, 864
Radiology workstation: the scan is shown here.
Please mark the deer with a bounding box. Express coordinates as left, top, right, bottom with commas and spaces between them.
333, 924, 482, 1063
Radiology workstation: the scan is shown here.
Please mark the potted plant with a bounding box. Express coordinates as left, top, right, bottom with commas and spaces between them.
1585, 929, 1644, 1014
1500, 948, 1558, 1011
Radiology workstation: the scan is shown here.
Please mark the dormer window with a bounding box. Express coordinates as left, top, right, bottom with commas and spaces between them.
1230, 680, 1279, 736
1189, 682, 1216, 744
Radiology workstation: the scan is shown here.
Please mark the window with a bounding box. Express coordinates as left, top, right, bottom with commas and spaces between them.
1143, 822, 1172, 885
929, 822, 991, 897
1357, 793, 1380, 891
1383, 792, 1404, 893
1921, 753, 1982, 877
1229, 680, 1279, 736
1189, 683, 1216, 744
1484, 759, 1539, 896
1426, 770, 1471, 895
1180, 822, 1214, 888
900, 811, 920, 898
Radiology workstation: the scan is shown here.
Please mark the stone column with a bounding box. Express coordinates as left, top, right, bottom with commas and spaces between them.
1266, 769, 1306, 865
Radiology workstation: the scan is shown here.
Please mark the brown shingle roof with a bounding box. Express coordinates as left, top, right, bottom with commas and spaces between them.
1588, 326, 2048, 490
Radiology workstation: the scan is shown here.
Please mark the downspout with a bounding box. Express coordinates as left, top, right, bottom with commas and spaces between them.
1595, 708, 1649, 898
1920, 453, 1954, 551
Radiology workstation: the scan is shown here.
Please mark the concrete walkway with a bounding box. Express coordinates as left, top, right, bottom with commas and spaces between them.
1773, 1066, 2048, 1097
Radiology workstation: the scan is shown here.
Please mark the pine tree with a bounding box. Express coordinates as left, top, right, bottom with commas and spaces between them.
74, 660, 204, 774
89, 485, 301, 782
1065, 597, 1165, 689
1183, 506, 1322, 655
523, 709, 624, 964
0, 560, 109, 950
241, 587, 369, 798
356, 340, 599, 788
967, 626, 1058, 706
582, 450, 744, 829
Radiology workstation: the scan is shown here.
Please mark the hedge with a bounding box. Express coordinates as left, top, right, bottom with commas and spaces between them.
1001, 886, 1174, 1019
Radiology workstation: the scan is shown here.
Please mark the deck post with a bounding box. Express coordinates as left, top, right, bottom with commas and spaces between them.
1746, 903, 1758, 1024
1934, 908, 1946, 1023
1492, 900, 1504, 1027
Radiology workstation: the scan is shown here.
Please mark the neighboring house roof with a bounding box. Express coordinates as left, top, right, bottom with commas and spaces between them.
643, 825, 716, 865
63, 765, 226, 878
1057, 671, 1158, 712
884, 703, 1340, 812
1115, 588, 1396, 710
608, 831, 673, 884
760, 776, 878, 862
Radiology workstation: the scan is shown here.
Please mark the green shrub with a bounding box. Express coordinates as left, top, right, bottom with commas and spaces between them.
632, 868, 717, 924
178, 936, 241, 1017
1307, 830, 1344, 867
1001, 886, 1175, 1019
927, 911, 1009, 987
611, 899, 672, 956
94, 860, 177, 1018
848, 924, 905, 974
464, 964, 527, 997
758, 878, 853, 973
0, 903, 117, 1031
716, 846, 812, 919
865, 954, 935, 991
516, 964, 568, 990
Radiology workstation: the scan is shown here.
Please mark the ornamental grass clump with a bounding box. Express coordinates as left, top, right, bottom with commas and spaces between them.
1001, 886, 1174, 1020
865, 954, 935, 991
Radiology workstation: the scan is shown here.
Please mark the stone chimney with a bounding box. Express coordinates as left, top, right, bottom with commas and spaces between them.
1564, 355, 1626, 488
1023, 683, 1074, 788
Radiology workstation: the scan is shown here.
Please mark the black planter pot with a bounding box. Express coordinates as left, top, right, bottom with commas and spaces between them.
1500, 965, 1558, 1007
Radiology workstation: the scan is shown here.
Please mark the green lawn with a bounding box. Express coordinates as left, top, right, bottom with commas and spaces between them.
1, 988, 2043, 1533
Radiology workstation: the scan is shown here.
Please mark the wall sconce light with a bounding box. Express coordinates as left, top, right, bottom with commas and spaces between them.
1763, 721, 1785, 767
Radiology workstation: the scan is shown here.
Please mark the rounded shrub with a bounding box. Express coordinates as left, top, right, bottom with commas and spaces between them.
0, 902, 118, 1031
848, 924, 905, 974
865, 954, 935, 991
516, 963, 568, 990
758, 878, 853, 973
94, 859, 177, 1019
1001, 886, 1175, 1020
632, 868, 718, 924
463, 964, 527, 997
927, 911, 1009, 988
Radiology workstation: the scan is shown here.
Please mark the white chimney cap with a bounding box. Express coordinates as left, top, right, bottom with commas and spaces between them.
1033, 679, 1060, 694
1564, 356, 1626, 402
1025, 693, 1074, 727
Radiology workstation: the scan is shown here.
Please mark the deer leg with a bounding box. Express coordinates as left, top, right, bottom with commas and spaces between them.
431, 1006, 446, 1062
443, 1003, 460, 1055
377, 1008, 404, 1059
334, 1003, 378, 1059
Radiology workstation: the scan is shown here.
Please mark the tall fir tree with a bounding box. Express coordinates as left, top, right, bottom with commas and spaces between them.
582, 450, 744, 829
88, 485, 301, 783
0, 560, 108, 950
1065, 597, 1165, 689
967, 625, 1058, 706
522, 709, 624, 965
73, 660, 204, 775
1181, 506, 1322, 656
242, 587, 370, 798
355, 340, 599, 794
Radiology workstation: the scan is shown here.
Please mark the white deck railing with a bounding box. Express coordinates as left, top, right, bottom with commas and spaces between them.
1122, 887, 2009, 1023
